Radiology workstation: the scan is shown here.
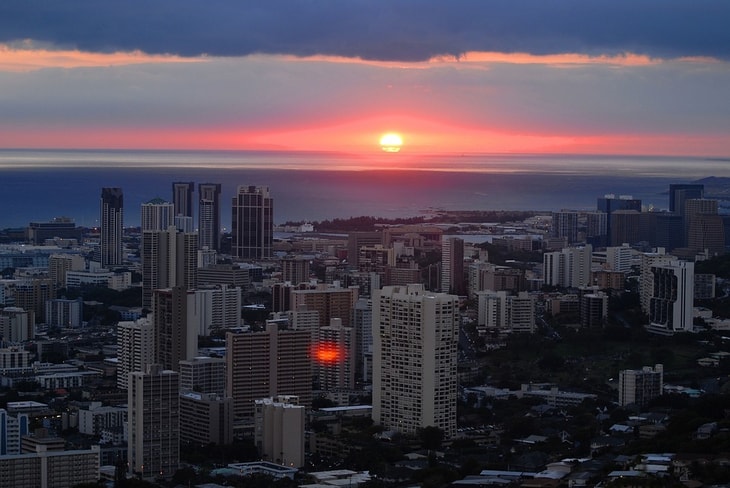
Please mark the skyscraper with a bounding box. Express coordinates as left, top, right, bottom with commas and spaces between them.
198, 183, 221, 252
551, 210, 579, 244
140, 198, 175, 232
372, 284, 458, 438
100, 187, 123, 267
128, 364, 179, 480
231, 185, 273, 260
596, 194, 641, 247
153, 287, 200, 372
649, 260, 694, 334
117, 318, 155, 390
441, 237, 465, 295
172, 182, 195, 219
669, 183, 704, 214
141, 226, 198, 309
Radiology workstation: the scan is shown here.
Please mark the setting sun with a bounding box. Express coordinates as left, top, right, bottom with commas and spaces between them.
379, 132, 403, 153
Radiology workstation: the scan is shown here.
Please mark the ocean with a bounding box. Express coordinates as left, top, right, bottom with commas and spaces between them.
0, 149, 728, 228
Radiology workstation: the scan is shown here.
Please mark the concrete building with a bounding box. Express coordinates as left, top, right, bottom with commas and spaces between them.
198, 183, 222, 252
65, 269, 131, 291
352, 298, 373, 384
172, 182, 195, 221
45, 298, 83, 328
476, 291, 535, 334
281, 256, 311, 285
141, 225, 198, 309
552, 210, 579, 244
695, 273, 716, 299
290, 285, 359, 328
116, 318, 155, 390
347, 232, 383, 267
596, 194, 641, 247
254, 396, 305, 468
0, 307, 34, 343
226, 323, 312, 419
580, 292, 609, 328
372, 284, 458, 438
619, 364, 663, 407
179, 392, 233, 446
153, 287, 200, 372
178, 356, 226, 395
100, 187, 124, 267
193, 284, 241, 335
639, 250, 675, 315
543, 245, 593, 288
78, 403, 126, 437
441, 237, 465, 295
47, 254, 85, 293
140, 198, 175, 232
231, 185, 273, 260
0, 408, 29, 455
648, 260, 694, 334
128, 364, 179, 480
0, 445, 100, 488
316, 318, 356, 391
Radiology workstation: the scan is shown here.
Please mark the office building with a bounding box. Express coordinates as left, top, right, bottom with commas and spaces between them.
153, 287, 200, 372
610, 210, 642, 247
597, 194, 641, 246
141, 225, 198, 309
117, 318, 155, 390
618, 364, 663, 407
179, 392, 233, 446
226, 323, 311, 419
685, 199, 724, 256
26, 217, 82, 246
654, 213, 684, 251
372, 284, 458, 438
128, 364, 179, 480
669, 184, 704, 214
254, 396, 305, 468
172, 182, 195, 220
231, 185, 273, 260
100, 187, 124, 267
198, 183, 222, 252
585, 211, 608, 248
441, 237, 465, 295
281, 256, 311, 285
197, 263, 251, 289
648, 260, 694, 334
141, 198, 175, 232
347, 232, 383, 267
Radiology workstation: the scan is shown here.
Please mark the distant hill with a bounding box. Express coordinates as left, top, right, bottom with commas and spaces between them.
695, 176, 730, 200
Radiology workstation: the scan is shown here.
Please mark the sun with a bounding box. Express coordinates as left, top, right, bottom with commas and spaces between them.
379, 132, 403, 153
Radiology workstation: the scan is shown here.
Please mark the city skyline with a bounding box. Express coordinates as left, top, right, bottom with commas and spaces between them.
0, 2, 729, 157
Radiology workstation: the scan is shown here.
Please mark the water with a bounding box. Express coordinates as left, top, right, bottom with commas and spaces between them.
0, 149, 727, 228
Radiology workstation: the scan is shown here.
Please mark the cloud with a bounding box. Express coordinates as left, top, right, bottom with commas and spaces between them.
1, 1, 729, 62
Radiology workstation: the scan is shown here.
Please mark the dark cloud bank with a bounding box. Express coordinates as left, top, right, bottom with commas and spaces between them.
1, 1, 729, 61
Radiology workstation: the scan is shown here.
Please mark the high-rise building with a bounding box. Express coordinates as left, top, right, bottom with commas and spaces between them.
597, 194, 641, 246
543, 245, 593, 288
669, 184, 704, 214
316, 318, 356, 391
352, 298, 373, 384
100, 187, 124, 267
347, 232, 383, 267
254, 396, 305, 468
231, 185, 273, 260
45, 297, 83, 328
48, 253, 85, 294
193, 285, 241, 335
476, 291, 535, 334
26, 217, 82, 245
141, 198, 175, 232
441, 237, 465, 295
580, 292, 608, 328
117, 318, 156, 390
372, 284, 458, 438
618, 364, 663, 407
610, 210, 642, 247
172, 182, 195, 220
0, 408, 29, 455
153, 287, 200, 372
649, 260, 694, 334
281, 256, 311, 285
179, 392, 233, 446
198, 183, 222, 252
0, 307, 34, 343
141, 226, 198, 309
552, 210, 579, 244
290, 285, 359, 328
226, 323, 311, 419
178, 356, 226, 395
639, 250, 675, 314
128, 364, 180, 480
685, 199, 724, 256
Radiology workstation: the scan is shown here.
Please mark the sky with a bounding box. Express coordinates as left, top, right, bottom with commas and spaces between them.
1, 1, 729, 156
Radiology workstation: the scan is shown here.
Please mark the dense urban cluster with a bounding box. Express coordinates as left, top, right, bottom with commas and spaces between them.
0, 181, 729, 488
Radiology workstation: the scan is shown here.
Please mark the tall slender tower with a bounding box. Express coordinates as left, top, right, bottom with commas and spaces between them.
372, 284, 458, 438
231, 185, 273, 260
198, 183, 221, 252
100, 187, 123, 267
441, 237, 465, 294
128, 364, 179, 480
172, 182, 195, 219
141, 226, 198, 309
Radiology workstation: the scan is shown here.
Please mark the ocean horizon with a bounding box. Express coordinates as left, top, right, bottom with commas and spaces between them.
0, 149, 728, 229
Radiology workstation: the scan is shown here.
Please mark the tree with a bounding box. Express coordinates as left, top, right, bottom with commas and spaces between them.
419, 426, 445, 451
